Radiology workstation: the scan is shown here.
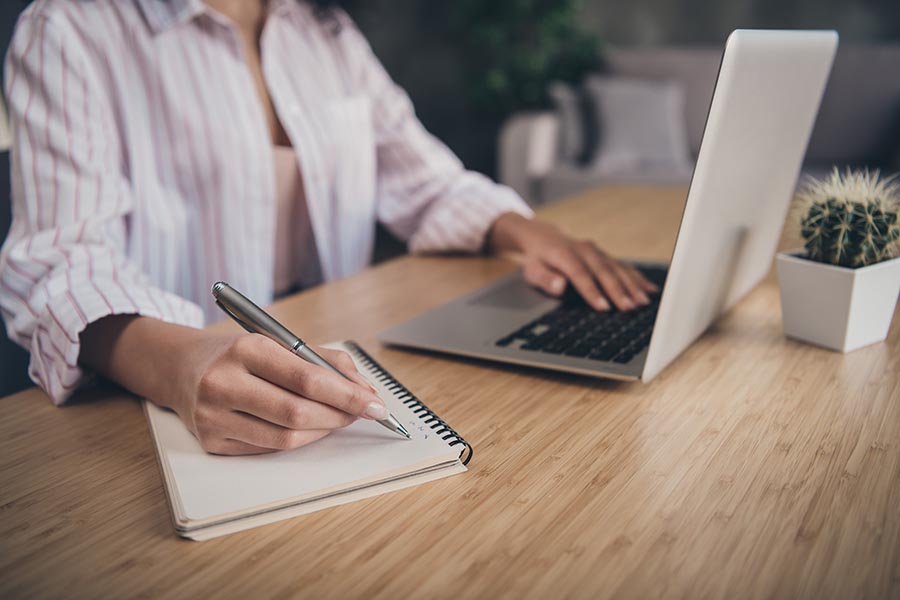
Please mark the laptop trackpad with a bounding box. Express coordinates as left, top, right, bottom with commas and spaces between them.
467, 276, 550, 310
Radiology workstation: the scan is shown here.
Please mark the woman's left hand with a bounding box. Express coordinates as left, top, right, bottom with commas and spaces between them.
486, 212, 659, 311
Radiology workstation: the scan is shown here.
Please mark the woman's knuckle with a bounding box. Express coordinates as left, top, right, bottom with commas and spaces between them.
283, 403, 308, 429
269, 429, 293, 450
288, 430, 307, 449
348, 387, 369, 412
238, 334, 275, 360
599, 278, 622, 294
523, 264, 543, 283
572, 273, 595, 289
285, 429, 310, 449
524, 254, 543, 267
296, 366, 320, 395
547, 246, 570, 264
337, 352, 355, 370
231, 334, 256, 355
197, 369, 224, 399
196, 372, 214, 398
576, 239, 594, 252
612, 263, 631, 278
221, 336, 241, 357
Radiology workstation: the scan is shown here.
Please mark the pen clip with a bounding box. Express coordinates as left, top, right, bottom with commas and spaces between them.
215, 299, 257, 335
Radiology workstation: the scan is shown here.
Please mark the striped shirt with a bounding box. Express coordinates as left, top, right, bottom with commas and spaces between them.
0, 0, 533, 404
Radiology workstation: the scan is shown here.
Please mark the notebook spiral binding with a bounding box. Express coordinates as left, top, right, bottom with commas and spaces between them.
344, 342, 473, 466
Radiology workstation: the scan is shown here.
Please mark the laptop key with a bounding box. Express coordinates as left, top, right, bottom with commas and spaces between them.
588, 345, 617, 361
522, 334, 554, 350
564, 345, 593, 357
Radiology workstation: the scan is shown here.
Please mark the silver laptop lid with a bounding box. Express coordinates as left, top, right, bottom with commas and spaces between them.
642, 29, 838, 381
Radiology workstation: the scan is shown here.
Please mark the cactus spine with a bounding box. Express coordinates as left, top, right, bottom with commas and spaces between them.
798, 168, 900, 268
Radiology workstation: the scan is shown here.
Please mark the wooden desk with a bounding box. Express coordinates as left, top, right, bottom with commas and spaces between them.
2, 187, 898, 599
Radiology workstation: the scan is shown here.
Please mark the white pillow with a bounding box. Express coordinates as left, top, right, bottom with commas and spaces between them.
584, 76, 692, 176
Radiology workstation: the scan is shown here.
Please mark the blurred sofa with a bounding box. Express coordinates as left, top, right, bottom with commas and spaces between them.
499, 44, 900, 206
0, 3, 33, 397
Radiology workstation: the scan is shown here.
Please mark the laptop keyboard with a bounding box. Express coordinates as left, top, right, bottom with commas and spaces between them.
495, 266, 667, 365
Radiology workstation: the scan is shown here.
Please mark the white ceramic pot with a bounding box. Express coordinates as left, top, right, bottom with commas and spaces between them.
775, 251, 900, 352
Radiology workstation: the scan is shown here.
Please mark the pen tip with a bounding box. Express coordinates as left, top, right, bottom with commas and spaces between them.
212, 281, 227, 296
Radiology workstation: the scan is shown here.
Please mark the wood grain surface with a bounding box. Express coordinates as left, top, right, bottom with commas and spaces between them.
1, 186, 898, 599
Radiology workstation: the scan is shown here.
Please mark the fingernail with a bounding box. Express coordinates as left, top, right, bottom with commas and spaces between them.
365, 401, 389, 420
637, 292, 650, 304
595, 298, 610, 311
551, 278, 565, 294
621, 299, 635, 310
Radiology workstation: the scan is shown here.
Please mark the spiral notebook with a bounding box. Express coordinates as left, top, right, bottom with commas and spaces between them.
144, 341, 472, 541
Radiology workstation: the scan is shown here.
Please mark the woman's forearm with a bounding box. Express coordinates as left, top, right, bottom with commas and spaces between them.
78, 315, 206, 409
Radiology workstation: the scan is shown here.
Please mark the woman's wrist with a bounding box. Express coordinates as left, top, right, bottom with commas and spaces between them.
486, 211, 534, 253
79, 315, 211, 410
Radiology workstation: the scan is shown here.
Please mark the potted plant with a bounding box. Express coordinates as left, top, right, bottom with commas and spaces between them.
776, 168, 900, 352
450, 1, 603, 116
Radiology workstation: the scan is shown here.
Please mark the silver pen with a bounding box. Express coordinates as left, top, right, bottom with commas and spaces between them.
212, 281, 410, 439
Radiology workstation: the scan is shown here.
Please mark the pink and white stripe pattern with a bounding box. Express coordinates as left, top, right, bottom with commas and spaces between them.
0, 0, 532, 404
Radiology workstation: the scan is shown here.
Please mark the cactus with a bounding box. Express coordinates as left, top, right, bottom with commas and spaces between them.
798, 168, 900, 268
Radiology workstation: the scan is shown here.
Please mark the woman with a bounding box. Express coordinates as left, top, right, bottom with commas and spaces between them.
0, 0, 656, 454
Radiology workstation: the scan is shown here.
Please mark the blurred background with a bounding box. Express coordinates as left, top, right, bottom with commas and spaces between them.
1, 0, 899, 395
351, 0, 900, 199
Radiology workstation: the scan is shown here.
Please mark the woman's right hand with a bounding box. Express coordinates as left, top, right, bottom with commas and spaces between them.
79, 316, 387, 456
169, 333, 389, 455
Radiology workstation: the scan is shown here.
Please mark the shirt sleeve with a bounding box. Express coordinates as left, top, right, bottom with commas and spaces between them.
0, 11, 204, 405
335, 13, 534, 254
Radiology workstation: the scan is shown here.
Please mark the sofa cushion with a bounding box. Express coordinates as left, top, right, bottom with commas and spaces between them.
605, 48, 721, 158
584, 76, 693, 177
605, 45, 900, 166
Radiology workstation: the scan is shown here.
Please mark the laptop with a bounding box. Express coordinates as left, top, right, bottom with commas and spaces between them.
379, 30, 839, 383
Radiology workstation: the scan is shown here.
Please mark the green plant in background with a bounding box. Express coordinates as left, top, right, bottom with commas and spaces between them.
798, 168, 900, 268
450, 0, 603, 115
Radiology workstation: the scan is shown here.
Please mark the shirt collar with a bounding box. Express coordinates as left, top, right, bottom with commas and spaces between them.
135, 0, 207, 35
136, 0, 310, 35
